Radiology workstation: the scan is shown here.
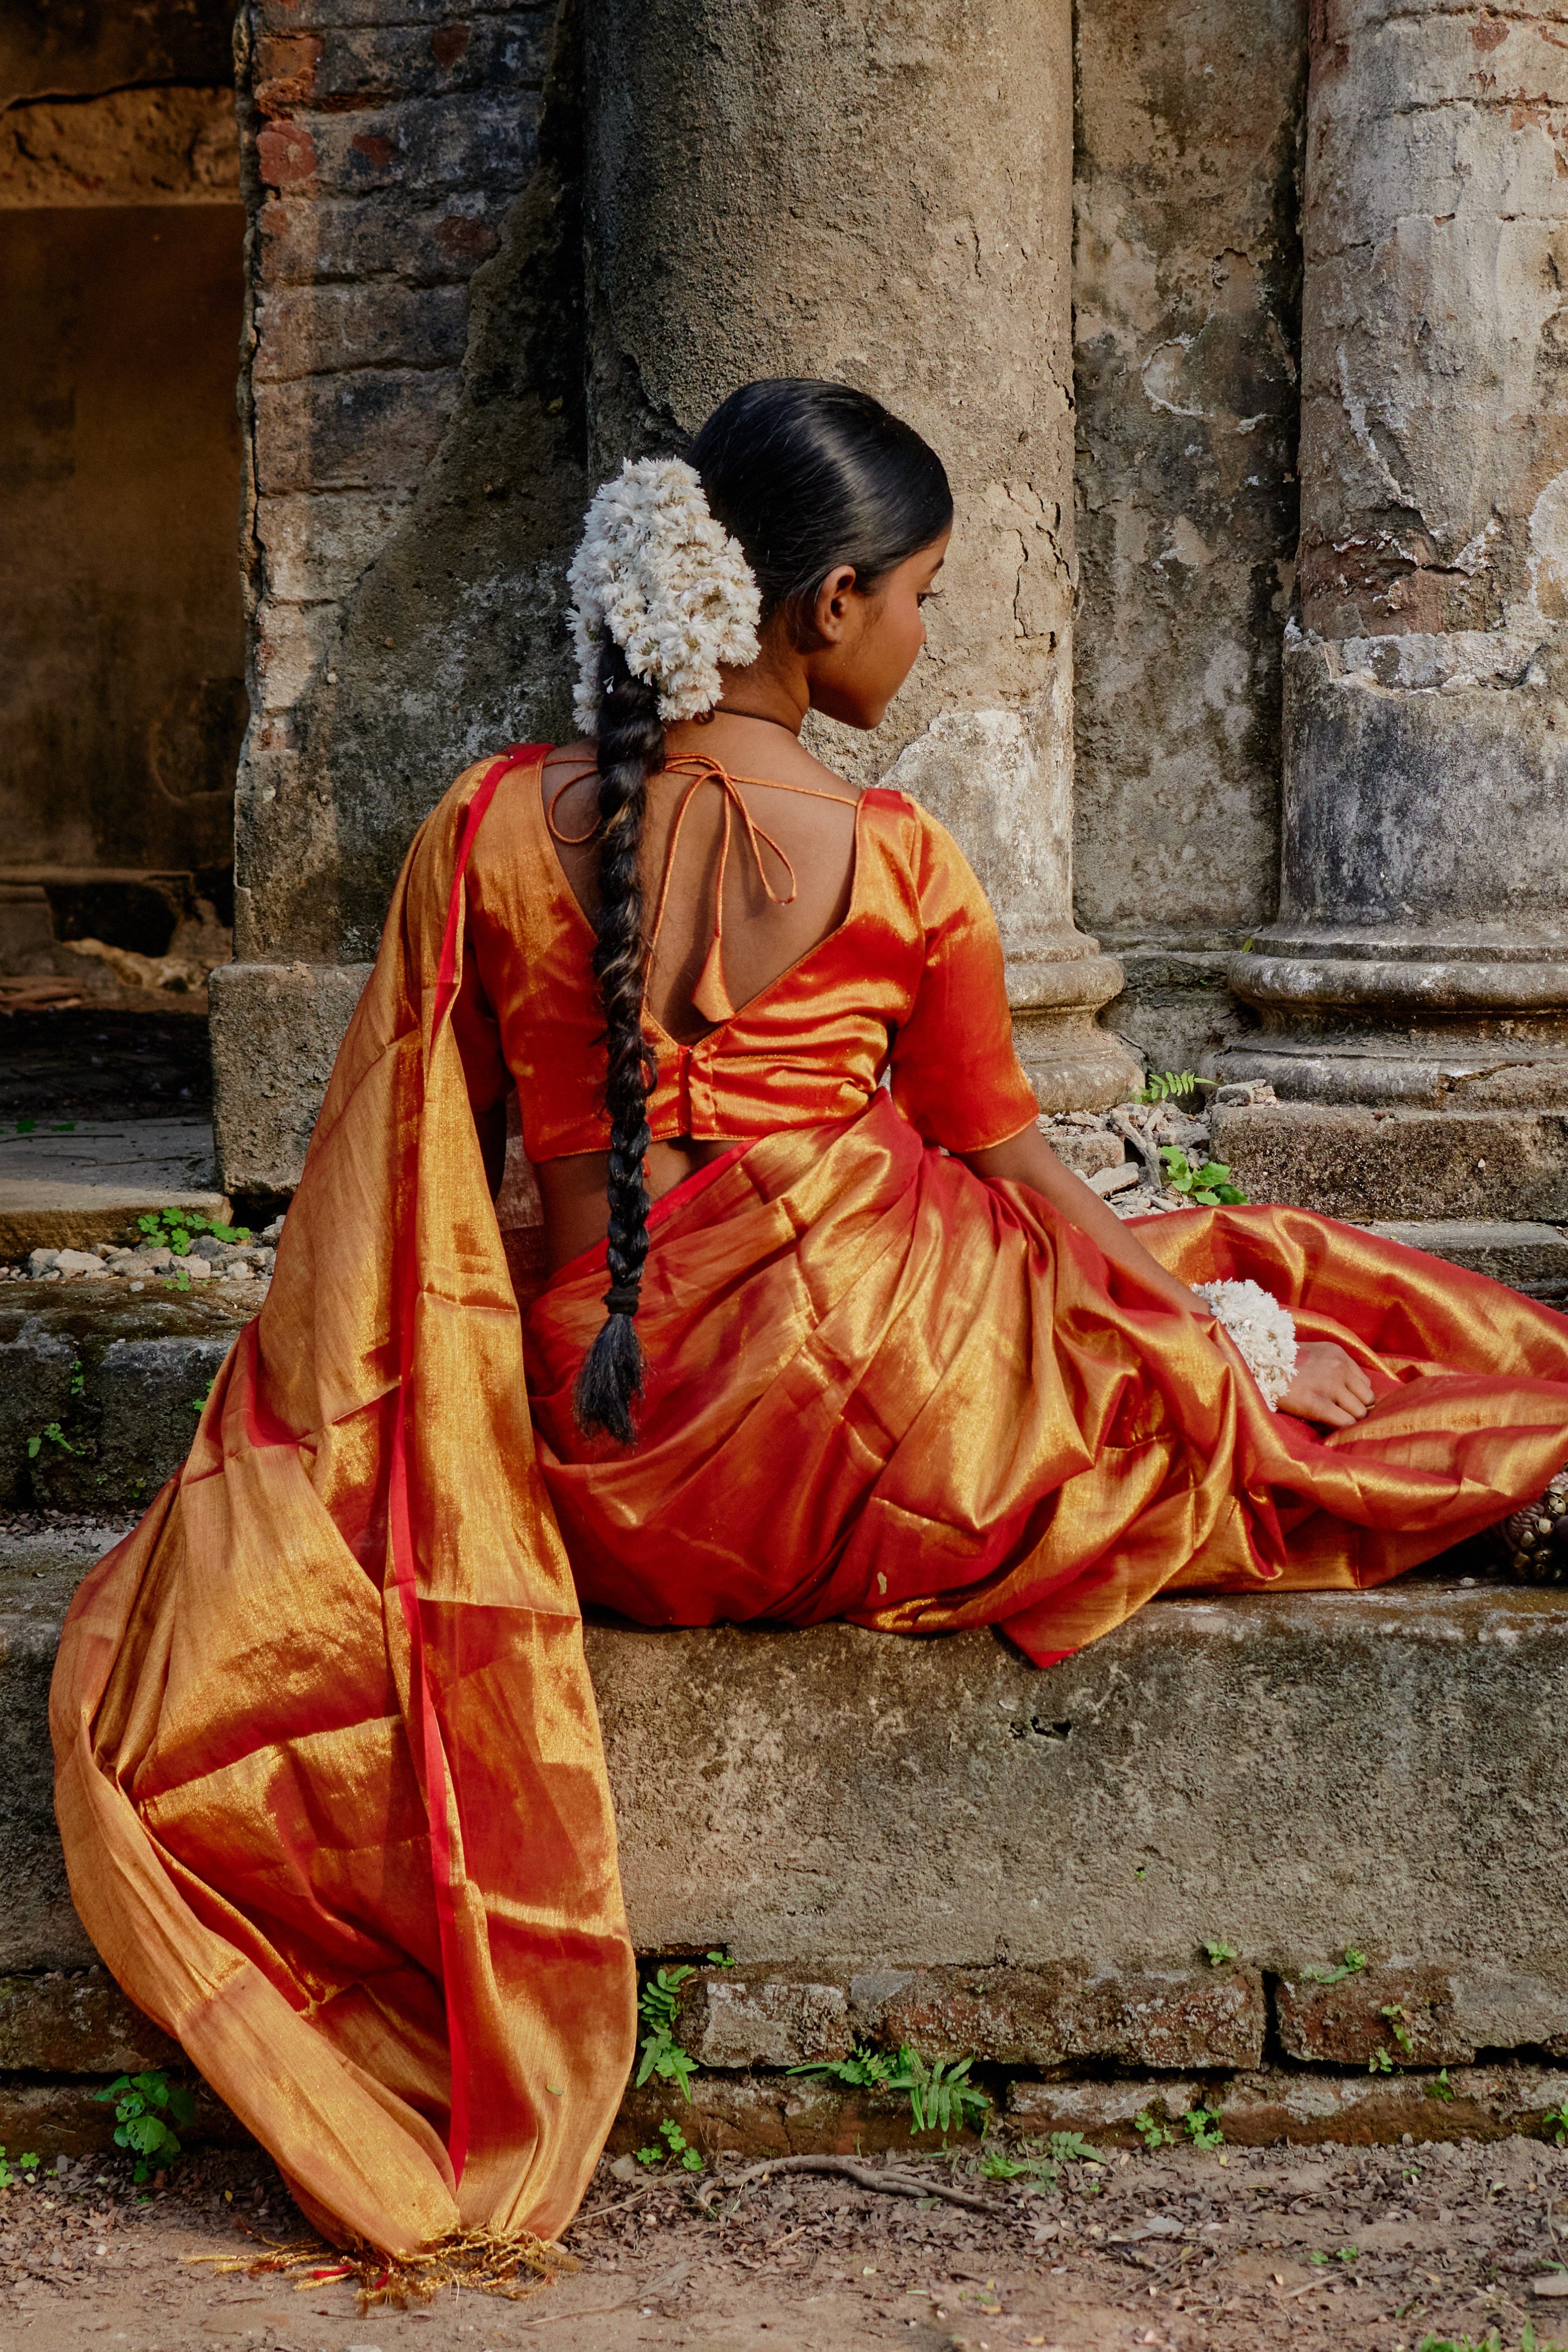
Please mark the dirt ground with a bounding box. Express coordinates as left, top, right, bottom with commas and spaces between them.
3, 2132, 1567, 2352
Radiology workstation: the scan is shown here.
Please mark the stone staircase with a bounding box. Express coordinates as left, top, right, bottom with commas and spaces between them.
4, 1514, 1565, 2164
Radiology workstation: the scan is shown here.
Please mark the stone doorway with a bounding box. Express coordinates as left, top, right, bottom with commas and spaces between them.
0, 1, 243, 1092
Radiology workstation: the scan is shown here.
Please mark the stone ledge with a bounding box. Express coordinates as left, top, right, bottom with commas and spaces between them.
2, 1528, 1566, 2159
1212, 1100, 1568, 1223
1366, 1220, 1568, 1293
1009, 2065, 1568, 2151
5, 1551, 1566, 1982
679, 1963, 1267, 2072
582, 1591, 1568, 1978
0, 1299, 243, 1511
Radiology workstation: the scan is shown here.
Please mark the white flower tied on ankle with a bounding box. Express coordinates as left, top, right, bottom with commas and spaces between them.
568, 456, 762, 732
1192, 1277, 1298, 1411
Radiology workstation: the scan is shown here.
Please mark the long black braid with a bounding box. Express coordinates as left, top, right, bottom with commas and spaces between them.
571, 638, 663, 1442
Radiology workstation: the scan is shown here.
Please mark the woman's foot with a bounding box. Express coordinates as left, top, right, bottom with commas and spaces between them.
1491, 1469, 1568, 1585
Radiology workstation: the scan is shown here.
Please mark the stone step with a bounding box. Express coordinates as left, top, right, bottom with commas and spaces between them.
0, 1117, 227, 1254
0, 1292, 244, 1511
1212, 1100, 1568, 1226
5, 1530, 1564, 2153
1365, 1218, 1568, 1299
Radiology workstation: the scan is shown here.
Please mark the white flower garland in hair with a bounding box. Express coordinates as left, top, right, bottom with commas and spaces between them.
568, 457, 762, 732
1192, 1277, 1298, 1410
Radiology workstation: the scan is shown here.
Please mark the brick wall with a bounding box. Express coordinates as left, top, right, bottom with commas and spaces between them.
239, 0, 555, 818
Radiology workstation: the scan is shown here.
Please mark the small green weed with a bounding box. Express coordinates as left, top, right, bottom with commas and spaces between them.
635, 1966, 699, 2103
789, 2044, 991, 2138
1382, 2002, 1416, 2056
1159, 1147, 1248, 1207
0, 2149, 40, 2188
790, 2044, 900, 2092
190, 1377, 215, 1417
92, 2071, 195, 2183
26, 1422, 76, 1459
1309, 2245, 1359, 2265
137, 1207, 251, 1256
1133, 2108, 1174, 2150
1543, 2103, 1568, 2147
1134, 1071, 1202, 1106
636, 2118, 702, 2173
1201, 1937, 1237, 1968
900, 2050, 991, 2138
1369, 2045, 1395, 2075
1183, 2098, 1224, 2151
979, 2131, 1101, 2185
1300, 1949, 1368, 1985
1426, 2069, 1457, 2103
69, 1359, 84, 1397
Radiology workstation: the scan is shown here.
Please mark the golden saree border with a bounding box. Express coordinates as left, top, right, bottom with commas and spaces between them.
50, 748, 637, 2256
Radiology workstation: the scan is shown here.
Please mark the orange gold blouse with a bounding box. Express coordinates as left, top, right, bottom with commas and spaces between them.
454, 747, 1039, 1161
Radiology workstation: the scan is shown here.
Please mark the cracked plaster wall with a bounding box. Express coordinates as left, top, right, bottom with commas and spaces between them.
1072, 0, 1306, 1076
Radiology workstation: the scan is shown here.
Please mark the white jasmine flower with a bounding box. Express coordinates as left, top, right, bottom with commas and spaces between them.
1192, 1277, 1298, 1410
568, 457, 762, 731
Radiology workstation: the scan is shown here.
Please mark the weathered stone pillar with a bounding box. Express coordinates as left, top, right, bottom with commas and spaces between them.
584, 0, 1138, 1111
1222, 0, 1568, 1215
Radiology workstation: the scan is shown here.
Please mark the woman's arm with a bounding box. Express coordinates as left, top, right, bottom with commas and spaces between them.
958, 1124, 1202, 1317
959, 1123, 1376, 1426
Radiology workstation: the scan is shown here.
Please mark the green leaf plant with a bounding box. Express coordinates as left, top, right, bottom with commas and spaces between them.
136, 1206, 251, 1256
92, 2071, 196, 2184
1159, 1147, 1249, 1207
634, 1966, 700, 2102
788, 2044, 991, 2138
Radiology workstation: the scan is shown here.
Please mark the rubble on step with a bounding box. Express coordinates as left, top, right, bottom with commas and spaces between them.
1037, 1081, 1277, 1218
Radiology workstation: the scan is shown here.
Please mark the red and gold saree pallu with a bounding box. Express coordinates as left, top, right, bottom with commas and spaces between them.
49, 750, 636, 2257
526, 1093, 1568, 1664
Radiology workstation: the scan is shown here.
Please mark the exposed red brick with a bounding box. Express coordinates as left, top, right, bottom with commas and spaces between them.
350, 130, 395, 171
864, 1965, 1265, 2071
257, 120, 318, 188
434, 213, 500, 263
1275, 1967, 1470, 2068
430, 25, 472, 66
255, 33, 324, 116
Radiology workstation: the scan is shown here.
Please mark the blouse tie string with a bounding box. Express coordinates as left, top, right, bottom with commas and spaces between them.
549, 751, 855, 1029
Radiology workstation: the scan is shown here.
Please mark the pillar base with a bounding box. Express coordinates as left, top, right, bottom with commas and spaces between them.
1224, 929, 1568, 1103
1009, 945, 1142, 1113
210, 961, 373, 1196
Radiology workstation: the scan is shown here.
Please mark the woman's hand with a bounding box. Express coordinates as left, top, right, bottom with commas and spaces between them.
1276, 1341, 1375, 1428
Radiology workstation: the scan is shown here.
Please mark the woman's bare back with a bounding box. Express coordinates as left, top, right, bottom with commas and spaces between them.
536, 713, 861, 1265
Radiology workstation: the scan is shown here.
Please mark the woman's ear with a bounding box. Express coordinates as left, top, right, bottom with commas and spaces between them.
811, 564, 860, 644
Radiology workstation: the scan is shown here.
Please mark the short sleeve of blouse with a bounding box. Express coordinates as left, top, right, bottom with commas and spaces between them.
886, 801, 1040, 1154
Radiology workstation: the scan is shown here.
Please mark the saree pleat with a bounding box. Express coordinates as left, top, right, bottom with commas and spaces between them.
525, 1096, 1568, 1666
50, 752, 636, 2255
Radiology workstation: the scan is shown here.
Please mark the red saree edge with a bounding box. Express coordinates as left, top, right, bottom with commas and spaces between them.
390, 744, 544, 2184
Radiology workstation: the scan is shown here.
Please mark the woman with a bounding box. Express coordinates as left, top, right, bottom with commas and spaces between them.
50, 381, 1568, 2263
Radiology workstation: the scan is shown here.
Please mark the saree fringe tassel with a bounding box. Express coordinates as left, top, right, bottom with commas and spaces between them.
183, 2224, 580, 2310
